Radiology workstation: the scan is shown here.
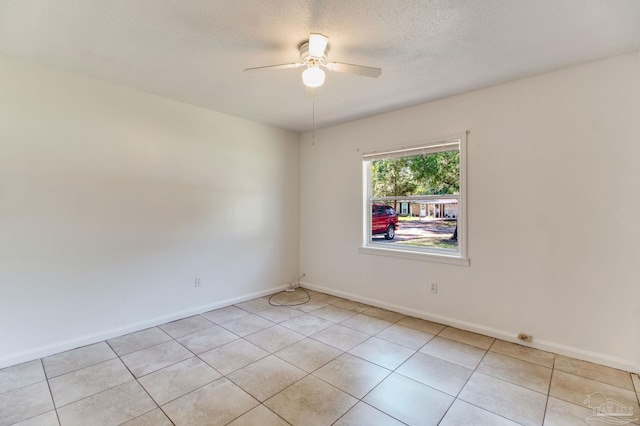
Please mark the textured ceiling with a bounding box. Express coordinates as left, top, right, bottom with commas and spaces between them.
1, 1, 639, 132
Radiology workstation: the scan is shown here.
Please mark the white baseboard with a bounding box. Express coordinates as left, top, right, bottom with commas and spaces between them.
0, 285, 287, 369
301, 281, 640, 374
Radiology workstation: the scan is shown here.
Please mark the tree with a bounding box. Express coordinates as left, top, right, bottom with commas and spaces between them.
409, 151, 460, 195
371, 151, 460, 240
371, 157, 417, 211
410, 151, 460, 241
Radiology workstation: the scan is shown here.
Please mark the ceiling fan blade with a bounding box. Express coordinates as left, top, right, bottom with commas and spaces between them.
308, 33, 329, 57
244, 63, 304, 72
325, 62, 382, 78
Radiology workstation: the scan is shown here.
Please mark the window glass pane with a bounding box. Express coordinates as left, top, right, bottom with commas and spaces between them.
367, 147, 460, 255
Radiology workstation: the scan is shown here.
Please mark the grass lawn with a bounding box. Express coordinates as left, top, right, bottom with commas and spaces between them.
394, 217, 458, 249
398, 216, 456, 227
398, 237, 458, 250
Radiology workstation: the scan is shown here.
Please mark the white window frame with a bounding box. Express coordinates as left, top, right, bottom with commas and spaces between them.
359, 132, 469, 266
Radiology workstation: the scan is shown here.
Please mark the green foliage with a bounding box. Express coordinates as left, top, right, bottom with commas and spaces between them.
371, 157, 417, 197
371, 150, 460, 198
410, 150, 460, 195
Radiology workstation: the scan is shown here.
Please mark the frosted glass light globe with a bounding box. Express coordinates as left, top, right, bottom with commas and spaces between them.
302, 67, 325, 88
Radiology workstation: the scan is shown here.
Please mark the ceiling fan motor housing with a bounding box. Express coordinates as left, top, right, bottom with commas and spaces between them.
299, 41, 328, 65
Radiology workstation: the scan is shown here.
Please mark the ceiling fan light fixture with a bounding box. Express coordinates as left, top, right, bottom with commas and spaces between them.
302, 66, 325, 87
308, 33, 329, 58
244, 32, 381, 89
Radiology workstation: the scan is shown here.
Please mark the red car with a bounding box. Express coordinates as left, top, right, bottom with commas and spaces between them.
372, 204, 399, 240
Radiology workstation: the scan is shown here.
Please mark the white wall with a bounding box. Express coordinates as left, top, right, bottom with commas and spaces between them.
300, 52, 640, 372
0, 54, 300, 368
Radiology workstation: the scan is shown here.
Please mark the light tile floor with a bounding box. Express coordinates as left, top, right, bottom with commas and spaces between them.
1, 289, 639, 426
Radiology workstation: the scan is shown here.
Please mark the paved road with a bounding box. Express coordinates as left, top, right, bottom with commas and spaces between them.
373, 219, 456, 243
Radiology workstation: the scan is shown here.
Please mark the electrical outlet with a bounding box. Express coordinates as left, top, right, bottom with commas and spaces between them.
195, 277, 201, 288
430, 283, 438, 293
517, 333, 532, 342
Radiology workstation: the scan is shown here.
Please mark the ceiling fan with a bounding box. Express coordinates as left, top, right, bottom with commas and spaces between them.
244, 33, 382, 88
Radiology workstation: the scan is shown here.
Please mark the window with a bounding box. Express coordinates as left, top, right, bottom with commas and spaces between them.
361, 133, 468, 265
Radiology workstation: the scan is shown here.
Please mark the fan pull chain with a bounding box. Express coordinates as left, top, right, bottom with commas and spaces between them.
312, 89, 315, 144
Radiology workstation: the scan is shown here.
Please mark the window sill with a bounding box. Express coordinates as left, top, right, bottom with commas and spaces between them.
358, 245, 470, 266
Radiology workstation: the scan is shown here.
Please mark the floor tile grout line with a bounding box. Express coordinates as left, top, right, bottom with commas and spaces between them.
215, 315, 277, 338
129, 300, 623, 424
45, 361, 153, 420
554, 353, 636, 385
223, 319, 366, 408
195, 339, 271, 377
464, 369, 550, 397
5, 291, 635, 426
260, 365, 371, 425
50, 378, 140, 415
131, 379, 177, 425
221, 402, 293, 426
155, 294, 624, 424
106, 330, 173, 358
305, 330, 366, 353
149, 365, 225, 407
393, 332, 485, 424
442, 342, 494, 423
42, 357, 62, 426
403, 328, 554, 424
396, 305, 634, 389
117, 292, 450, 426
121, 326, 230, 423
115, 329, 204, 424
368, 333, 433, 352
551, 369, 640, 394
269, 340, 343, 374
329, 400, 410, 426
345, 334, 417, 371
481, 350, 555, 375
49, 341, 132, 413
42, 347, 119, 380
308, 355, 393, 400
359, 372, 439, 423
47, 359, 143, 412
118, 406, 176, 426
442, 337, 548, 424
543, 370, 640, 417
464, 346, 640, 425
0, 377, 48, 398
120, 345, 194, 379
347, 326, 451, 423
482, 339, 555, 424
268, 404, 295, 426
541, 358, 558, 426
487, 347, 555, 369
